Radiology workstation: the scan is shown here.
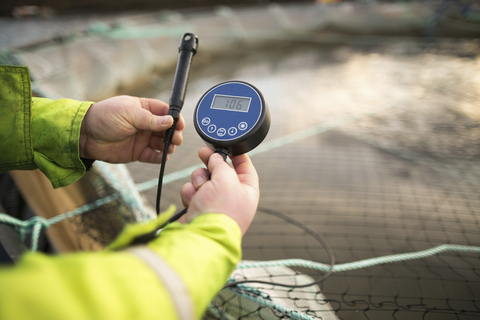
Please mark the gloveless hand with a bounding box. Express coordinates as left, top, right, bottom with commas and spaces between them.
79, 95, 185, 164
180, 147, 260, 236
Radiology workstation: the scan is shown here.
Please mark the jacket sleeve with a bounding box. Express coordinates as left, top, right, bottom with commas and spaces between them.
0, 213, 242, 320
0, 65, 93, 188
0, 65, 243, 319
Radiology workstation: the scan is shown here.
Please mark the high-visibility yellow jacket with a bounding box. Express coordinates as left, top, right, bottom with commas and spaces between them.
0, 65, 242, 320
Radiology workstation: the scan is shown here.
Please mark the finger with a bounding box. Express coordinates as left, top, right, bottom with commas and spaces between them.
140, 98, 185, 131
171, 129, 183, 147
198, 147, 215, 167
175, 114, 186, 131
131, 108, 174, 133
231, 153, 259, 190
150, 134, 180, 153
207, 152, 235, 182
167, 144, 176, 155
139, 98, 170, 116
190, 168, 210, 190
180, 182, 196, 207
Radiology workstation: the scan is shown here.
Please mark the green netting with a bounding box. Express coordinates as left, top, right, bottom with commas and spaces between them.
1, 2, 480, 319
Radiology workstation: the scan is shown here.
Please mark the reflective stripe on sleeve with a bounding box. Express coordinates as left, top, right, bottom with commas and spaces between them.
126, 246, 194, 320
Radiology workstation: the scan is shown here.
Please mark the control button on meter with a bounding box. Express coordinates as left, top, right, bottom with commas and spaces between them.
201, 117, 211, 126
228, 127, 237, 136
207, 124, 216, 133
217, 128, 226, 137
238, 122, 248, 131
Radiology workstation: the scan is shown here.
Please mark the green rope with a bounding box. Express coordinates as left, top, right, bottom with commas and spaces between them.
0, 193, 119, 252
227, 245, 480, 320
235, 244, 480, 273
1, 191, 479, 320
135, 103, 400, 193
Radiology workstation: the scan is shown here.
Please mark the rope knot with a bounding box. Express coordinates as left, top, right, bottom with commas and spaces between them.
19, 216, 50, 252
24, 216, 49, 229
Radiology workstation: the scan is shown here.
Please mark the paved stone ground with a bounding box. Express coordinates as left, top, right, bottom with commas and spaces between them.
128, 41, 480, 319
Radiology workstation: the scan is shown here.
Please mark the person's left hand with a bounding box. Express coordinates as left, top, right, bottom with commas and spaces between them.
79, 95, 185, 164
179, 147, 259, 235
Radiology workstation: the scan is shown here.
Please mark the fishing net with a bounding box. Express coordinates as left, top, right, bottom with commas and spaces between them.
1, 2, 480, 319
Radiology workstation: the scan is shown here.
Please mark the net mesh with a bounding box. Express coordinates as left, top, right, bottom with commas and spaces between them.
1, 2, 480, 319
162, 40, 480, 319
204, 40, 480, 319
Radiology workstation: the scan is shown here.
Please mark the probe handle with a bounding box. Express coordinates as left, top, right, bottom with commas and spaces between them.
167, 33, 198, 124
157, 33, 198, 215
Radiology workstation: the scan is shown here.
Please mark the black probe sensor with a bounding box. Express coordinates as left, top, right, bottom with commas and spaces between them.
156, 33, 198, 215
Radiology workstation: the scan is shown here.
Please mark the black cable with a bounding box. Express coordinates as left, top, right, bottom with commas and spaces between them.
155, 140, 171, 215
223, 206, 335, 289
130, 206, 188, 245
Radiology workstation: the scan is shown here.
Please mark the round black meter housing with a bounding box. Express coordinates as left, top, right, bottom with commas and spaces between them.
194, 81, 270, 156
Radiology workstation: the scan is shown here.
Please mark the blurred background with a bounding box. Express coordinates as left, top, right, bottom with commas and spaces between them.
1, 0, 480, 319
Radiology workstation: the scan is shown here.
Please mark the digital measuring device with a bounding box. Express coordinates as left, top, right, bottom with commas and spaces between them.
135, 81, 270, 244
194, 81, 271, 158
136, 34, 271, 244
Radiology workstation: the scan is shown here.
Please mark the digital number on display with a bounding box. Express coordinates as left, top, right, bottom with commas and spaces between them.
210, 94, 251, 113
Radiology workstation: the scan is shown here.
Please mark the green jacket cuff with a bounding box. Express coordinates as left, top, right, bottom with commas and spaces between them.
31, 98, 94, 188
105, 205, 176, 251
0, 65, 95, 188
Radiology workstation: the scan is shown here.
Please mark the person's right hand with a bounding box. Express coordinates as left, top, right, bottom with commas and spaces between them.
79, 95, 185, 164
180, 147, 259, 236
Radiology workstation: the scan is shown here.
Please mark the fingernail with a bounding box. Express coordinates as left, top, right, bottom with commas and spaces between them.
193, 176, 206, 188
212, 153, 223, 160
161, 116, 172, 125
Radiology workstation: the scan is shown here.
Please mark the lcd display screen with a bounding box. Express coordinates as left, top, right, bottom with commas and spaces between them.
210, 94, 251, 112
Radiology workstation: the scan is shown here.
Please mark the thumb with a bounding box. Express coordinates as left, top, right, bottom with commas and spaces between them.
132, 109, 173, 132
208, 153, 233, 180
